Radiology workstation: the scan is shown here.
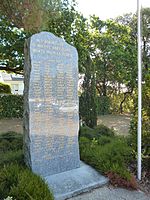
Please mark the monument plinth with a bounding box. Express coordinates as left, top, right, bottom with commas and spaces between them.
24, 32, 108, 200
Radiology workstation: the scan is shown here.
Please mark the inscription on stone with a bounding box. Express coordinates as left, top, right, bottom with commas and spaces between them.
24, 32, 80, 176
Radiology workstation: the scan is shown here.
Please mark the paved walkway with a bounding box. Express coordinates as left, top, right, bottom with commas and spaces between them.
69, 186, 150, 200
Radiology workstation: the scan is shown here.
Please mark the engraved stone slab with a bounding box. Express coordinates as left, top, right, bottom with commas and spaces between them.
24, 32, 80, 176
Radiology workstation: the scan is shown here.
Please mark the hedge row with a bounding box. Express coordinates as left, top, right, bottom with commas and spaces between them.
0, 95, 23, 118
0, 82, 11, 94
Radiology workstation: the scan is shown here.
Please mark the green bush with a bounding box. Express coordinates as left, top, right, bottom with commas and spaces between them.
97, 135, 112, 146
9, 169, 54, 200
79, 124, 115, 140
79, 134, 132, 181
0, 82, 11, 94
0, 150, 24, 166
0, 132, 23, 152
94, 124, 115, 137
79, 126, 95, 139
0, 132, 23, 166
0, 132, 54, 199
0, 95, 23, 118
0, 164, 54, 200
0, 163, 21, 199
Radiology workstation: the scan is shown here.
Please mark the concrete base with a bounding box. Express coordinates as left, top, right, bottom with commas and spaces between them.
45, 162, 109, 200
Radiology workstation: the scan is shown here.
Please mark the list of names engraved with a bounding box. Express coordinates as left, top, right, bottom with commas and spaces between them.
24, 32, 80, 176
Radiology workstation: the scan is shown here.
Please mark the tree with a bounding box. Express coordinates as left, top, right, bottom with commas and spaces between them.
0, 0, 74, 74
80, 56, 97, 128
90, 16, 137, 113
0, 16, 26, 74
0, 0, 62, 32
129, 8, 150, 157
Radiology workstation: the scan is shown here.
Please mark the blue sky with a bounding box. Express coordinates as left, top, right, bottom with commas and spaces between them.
76, 0, 150, 19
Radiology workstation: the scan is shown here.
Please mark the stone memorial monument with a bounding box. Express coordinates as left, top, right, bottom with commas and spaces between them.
24, 32, 108, 200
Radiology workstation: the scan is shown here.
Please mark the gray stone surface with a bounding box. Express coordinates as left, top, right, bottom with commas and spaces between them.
69, 186, 150, 200
45, 162, 109, 200
24, 32, 80, 176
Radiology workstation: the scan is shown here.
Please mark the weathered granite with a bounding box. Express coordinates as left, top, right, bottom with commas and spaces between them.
45, 162, 109, 200
24, 32, 80, 176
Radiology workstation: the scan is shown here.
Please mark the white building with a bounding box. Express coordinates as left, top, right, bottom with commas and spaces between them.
0, 71, 24, 95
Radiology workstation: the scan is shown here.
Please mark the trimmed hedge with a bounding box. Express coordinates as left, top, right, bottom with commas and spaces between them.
0, 82, 11, 94
0, 95, 23, 118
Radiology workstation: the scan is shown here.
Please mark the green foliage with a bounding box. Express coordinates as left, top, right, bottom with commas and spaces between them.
97, 96, 110, 115
79, 57, 97, 128
0, 95, 23, 118
79, 125, 133, 183
0, 82, 11, 94
9, 169, 54, 200
0, 0, 75, 74
0, 164, 54, 200
0, 132, 54, 199
0, 150, 23, 167
110, 93, 134, 113
94, 124, 115, 137
80, 135, 132, 180
0, 15, 27, 74
130, 73, 150, 157
0, 132, 23, 167
0, 163, 21, 198
79, 124, 115, 140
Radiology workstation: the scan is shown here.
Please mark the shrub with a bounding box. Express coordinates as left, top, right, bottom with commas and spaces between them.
0, 150, 24, 166
0, 163, 21, 199
9, 169, 54, 200
0, 132, 23, 152
0, 132, 23, 166
0, 132, 54, 200
79, 126, 95, 139
97, 135, 112, 146
79, 132, 135, 188
79, 124, 115, 140
94, 124, 115, 137
0, 95, 23, 118
0, 82, 11, 94
0, 164, 54, 200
